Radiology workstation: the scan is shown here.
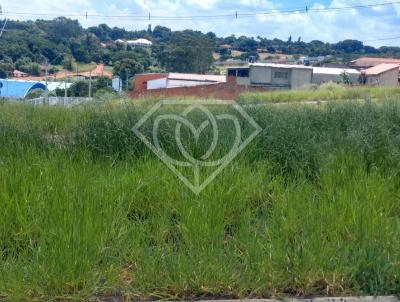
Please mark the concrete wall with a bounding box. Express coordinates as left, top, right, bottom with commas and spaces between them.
134, 73, 166, 92
249, 65, 311, 88
236, 77, 251, 86
366, 69, 398, 87
147, 78, 167, 90
130, 81, 277, 100
250, 66, 272, 85
271, 68, 291, 86
291, 68, 312, 89
312, 73, 359, 85
167, 79, 220, 88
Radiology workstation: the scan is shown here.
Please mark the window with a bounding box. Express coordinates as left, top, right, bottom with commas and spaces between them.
274, 71, 289, 79
237, 69, 249, 77
227, 69, 237, 77
227, 68, 249, 77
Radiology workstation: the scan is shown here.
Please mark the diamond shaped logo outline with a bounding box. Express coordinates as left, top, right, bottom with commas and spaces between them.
132, 99, 262, 195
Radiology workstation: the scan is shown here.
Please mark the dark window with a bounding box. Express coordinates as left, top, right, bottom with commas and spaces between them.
228, 69, 237, 77
237, 69, 249, 77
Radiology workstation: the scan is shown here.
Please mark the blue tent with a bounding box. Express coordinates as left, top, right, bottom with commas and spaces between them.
0, 79, 46, 99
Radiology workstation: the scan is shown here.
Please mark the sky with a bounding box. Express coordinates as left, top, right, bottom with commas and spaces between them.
1, 0, 400, 47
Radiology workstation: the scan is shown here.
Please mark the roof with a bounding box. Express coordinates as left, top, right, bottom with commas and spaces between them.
12, 70, 28, 76
365, 64, 400, 76
127, 38, 152, 45
0, 79, 46, 98
251, 63, 313, 70
313, 67, 360, 75
167, 73, 226, 82
220, 44, 233, 49
350, 57, 400, 67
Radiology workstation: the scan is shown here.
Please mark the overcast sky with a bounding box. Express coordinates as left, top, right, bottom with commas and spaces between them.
1, 0, 400, 47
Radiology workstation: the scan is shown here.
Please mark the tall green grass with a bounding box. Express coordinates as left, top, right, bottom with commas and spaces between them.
1, 98, 400, 301
237, 83, 400, 104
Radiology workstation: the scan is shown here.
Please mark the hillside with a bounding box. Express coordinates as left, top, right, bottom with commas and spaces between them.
1, 17, 400, 79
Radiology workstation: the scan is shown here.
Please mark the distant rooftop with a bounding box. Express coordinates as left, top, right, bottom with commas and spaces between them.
365, 63, 400, 76
251, 63, 313, 70
351, 57, 400, 68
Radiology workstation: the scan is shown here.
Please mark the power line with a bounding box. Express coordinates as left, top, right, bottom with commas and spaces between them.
363, 35, 400, 43
1, 1, 400, 20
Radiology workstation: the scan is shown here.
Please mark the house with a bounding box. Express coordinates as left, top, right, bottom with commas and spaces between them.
127, 38, 153, 47
350, 57, 400, 69
115, 38, 153, 48
362, 64, 399, 87
100, 41, 116, 49
312, 67, 361, 85
0, 79, 46, 98
227, 67, 250, 85
219, 44, 233, 49
11, 70, 28, 78
228, 63, 313, 89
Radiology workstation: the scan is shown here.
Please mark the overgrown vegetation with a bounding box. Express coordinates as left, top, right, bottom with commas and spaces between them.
1, 95, 400, 301
238, 83, 400, 104
2, 17, 400, 80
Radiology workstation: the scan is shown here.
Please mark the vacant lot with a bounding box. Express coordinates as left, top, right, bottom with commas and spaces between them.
1, 93, 400, 301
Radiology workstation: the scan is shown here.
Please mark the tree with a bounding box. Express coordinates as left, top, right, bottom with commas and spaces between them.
0, 58, 14, 77
157, 31, 214, 73
63, 55, 77, 71
0, 68, 7, 79
340, 71, 351, 85
113, 58, 144, 80
334, 39, 363, 54
69, 81, 89, 97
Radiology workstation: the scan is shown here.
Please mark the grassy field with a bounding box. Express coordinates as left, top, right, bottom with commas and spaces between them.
237, 83, 400, 104
1, 95, 400, 301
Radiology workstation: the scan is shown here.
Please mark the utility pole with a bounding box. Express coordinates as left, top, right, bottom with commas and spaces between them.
63, 77, 68, 106
126, 71, 129, 93
0, 19, 7, 39
88, 71, 93, 98
44, 57, 49, 105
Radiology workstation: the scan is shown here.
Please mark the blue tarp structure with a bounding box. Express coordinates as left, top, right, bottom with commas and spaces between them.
0, 79, 46, 99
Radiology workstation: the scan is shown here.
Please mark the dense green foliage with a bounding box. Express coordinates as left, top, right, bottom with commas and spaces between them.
1, 17, 400, 79
1, 95, 400, 301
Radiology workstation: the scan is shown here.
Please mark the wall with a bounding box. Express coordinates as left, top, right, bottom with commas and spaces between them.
167, 79, 222, 88
130, 81, 275, 100
312, 73, 360, 85
366, 69, 398, 87
147, 78, 168, 90
271, 68, 291, 86
236, 77, 251, 86
250, 66, 272, 85
373, 69, 398, 87
291, 68, 313, 89
134, 73, 167, 92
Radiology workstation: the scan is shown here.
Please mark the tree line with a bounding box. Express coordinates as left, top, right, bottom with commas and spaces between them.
1, 17, 400, 79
